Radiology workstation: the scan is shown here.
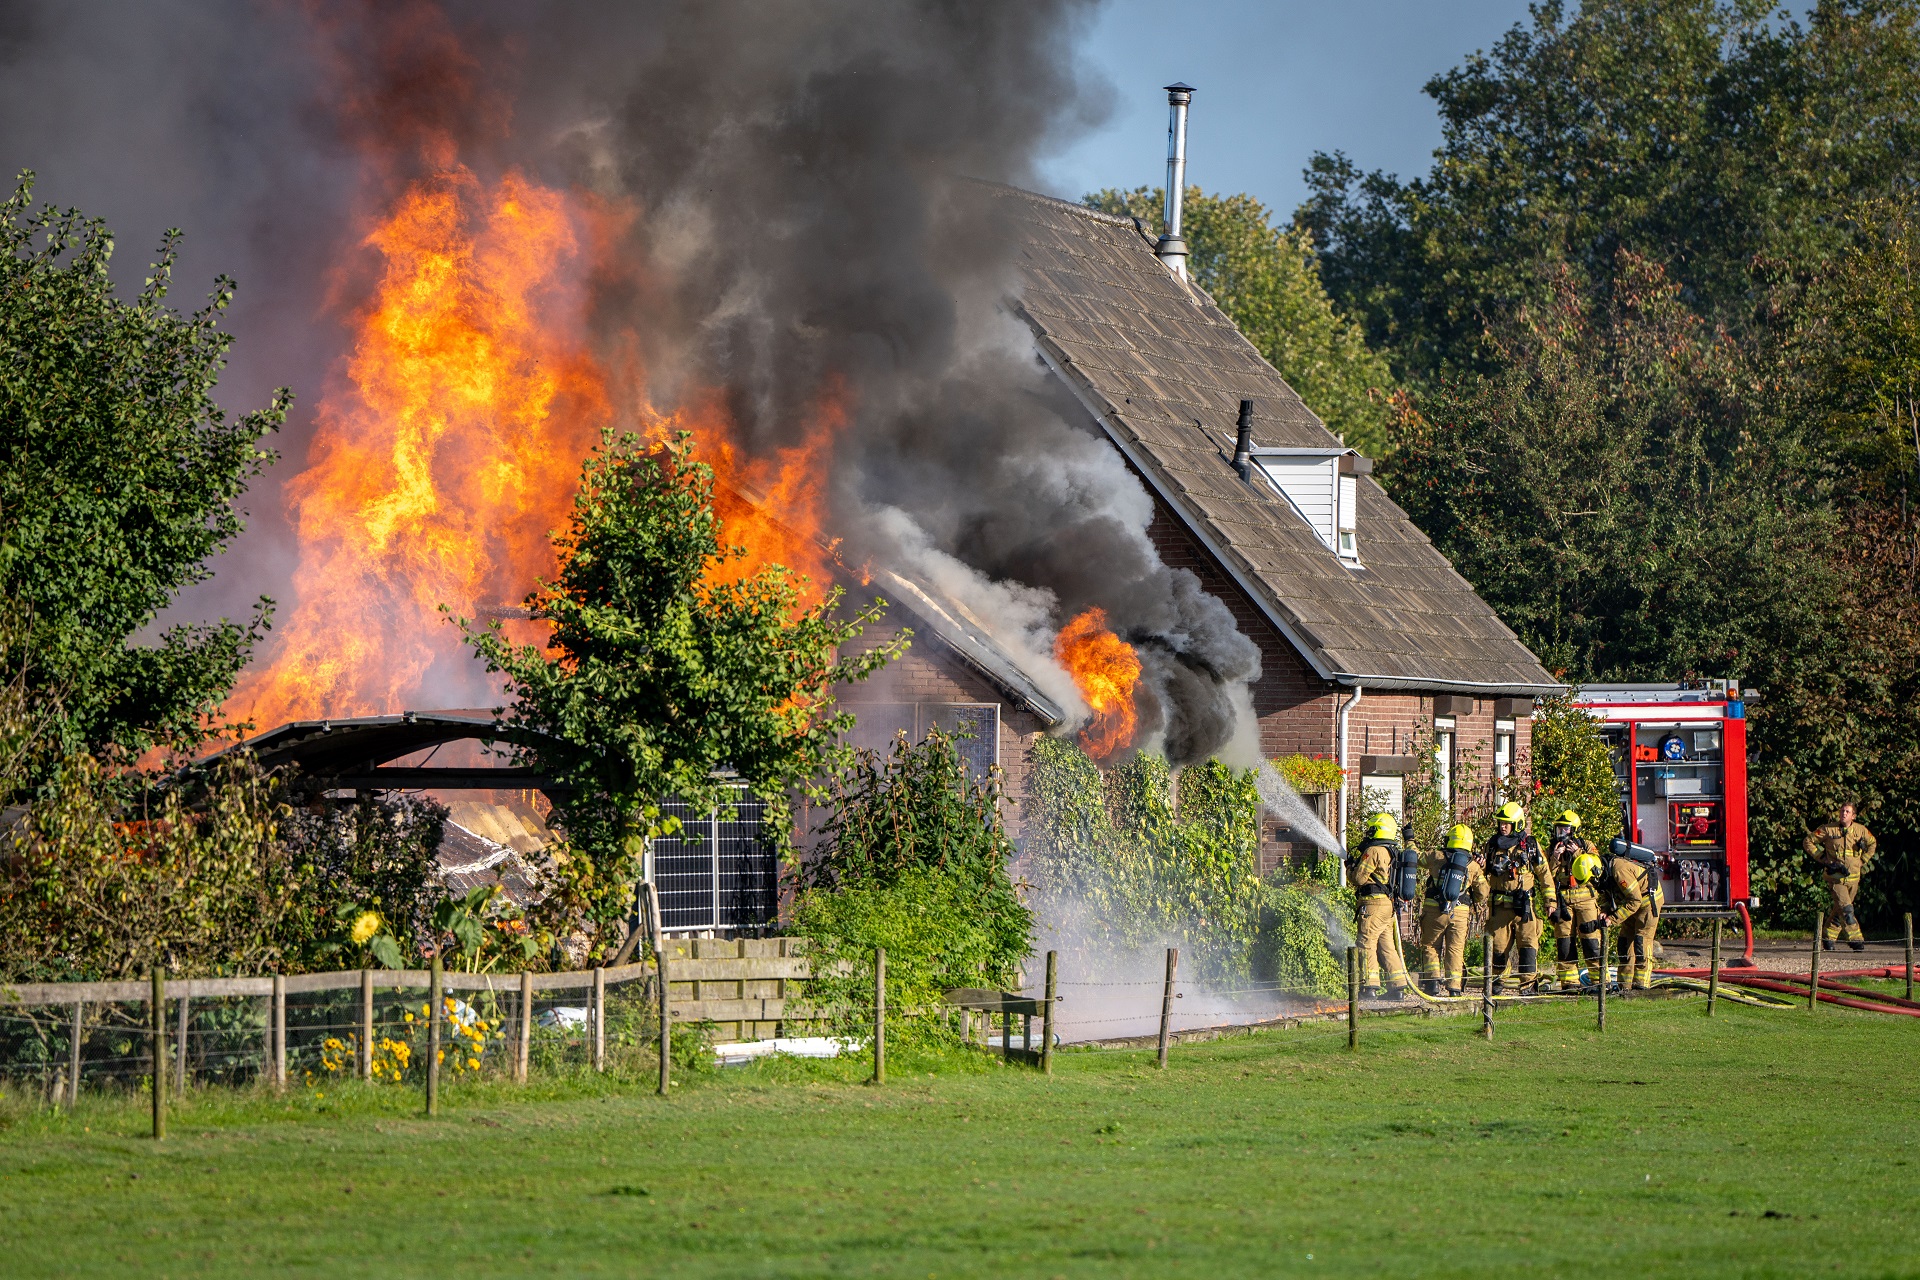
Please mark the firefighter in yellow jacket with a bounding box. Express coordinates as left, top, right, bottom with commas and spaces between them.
1806, 802, 1877, 951
1544, 810, 1604, 989
1416, 824, 1490, 996
1600, 848, 1658, 990
1485, 800, 1556, 993
1348, 812, 1412, 998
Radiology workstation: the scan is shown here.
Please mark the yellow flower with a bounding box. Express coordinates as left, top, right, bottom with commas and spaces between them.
467, 1058, 479, 1070
350, 911, 382, 945
405, 1012, 415, 1023
436, 1050, 445, 1063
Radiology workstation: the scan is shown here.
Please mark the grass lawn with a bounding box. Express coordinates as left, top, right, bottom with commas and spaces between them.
1, 996, 1915, 1278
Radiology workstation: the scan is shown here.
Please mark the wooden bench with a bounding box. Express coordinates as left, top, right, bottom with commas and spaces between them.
945, 969, 1056, 1072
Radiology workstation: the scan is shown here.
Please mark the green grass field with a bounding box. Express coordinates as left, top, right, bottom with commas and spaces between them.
2, 996, 1915, 1278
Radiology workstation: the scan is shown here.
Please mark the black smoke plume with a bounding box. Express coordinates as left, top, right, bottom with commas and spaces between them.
0, 0, 1263, 763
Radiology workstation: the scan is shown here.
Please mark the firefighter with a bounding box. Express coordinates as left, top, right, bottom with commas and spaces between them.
1544, 809, 1603, 989
1484, 800, 1556, 994
1348, 812, 1412, 998
1805, 802, 1877, 951
1599, 845, 1657, 991
1416, 824, 1489, 996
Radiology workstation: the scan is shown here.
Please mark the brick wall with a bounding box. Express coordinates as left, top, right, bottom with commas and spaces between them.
832, 617, 1048, 839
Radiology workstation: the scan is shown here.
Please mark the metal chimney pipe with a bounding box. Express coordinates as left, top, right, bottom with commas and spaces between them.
1232, 398, 1254, 480
1157, 82, 1194, 279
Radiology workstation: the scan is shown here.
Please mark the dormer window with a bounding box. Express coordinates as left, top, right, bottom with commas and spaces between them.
1248, 447, 1368, 564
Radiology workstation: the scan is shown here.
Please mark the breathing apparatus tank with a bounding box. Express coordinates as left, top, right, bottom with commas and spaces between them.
1437, 823, 1475, 910
1392, 842, 1420, 902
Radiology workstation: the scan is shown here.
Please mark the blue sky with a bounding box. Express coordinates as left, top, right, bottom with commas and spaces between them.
1039, 0, 1538, 218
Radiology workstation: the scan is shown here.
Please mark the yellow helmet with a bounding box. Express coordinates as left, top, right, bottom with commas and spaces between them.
1571, 851, 1603, 885
1364, 812, 1399, 842
1555, 809, 1582, 831
1496, 800, 1526, 825
1445, 823, 1476, 851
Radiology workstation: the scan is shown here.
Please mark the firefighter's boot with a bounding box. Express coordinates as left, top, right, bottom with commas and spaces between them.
1579, 934, 1603, 989
1630, 938, 1653, 991
1554, 936, 1580, 988
1518, 946, 1540, 994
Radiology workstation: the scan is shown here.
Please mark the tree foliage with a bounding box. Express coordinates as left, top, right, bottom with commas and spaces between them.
1383, 254, 1837, 680
463, 429, 899, 954
1299, 0, 1920, 378
0, 173, 286, 775
0, 751, 296, 982
1086, 186, 1398, 456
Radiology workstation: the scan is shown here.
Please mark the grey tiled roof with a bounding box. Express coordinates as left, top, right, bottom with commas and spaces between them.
999, 186, 1559, 695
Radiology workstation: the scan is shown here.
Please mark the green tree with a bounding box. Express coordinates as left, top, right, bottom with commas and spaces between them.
1299, 0, 1920, 380
1, 173, 286, 777
1086, 186, 1398, 456
462, 429, 899, 957
1383, 253, 1837, 681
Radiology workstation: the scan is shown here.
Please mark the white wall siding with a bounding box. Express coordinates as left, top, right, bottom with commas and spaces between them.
1254, 457, 1338, 552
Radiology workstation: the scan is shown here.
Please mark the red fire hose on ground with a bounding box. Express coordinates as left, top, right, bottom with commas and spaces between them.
1657, 964, 1920, 1017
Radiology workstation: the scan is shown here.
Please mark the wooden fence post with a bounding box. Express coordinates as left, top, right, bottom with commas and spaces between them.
1156, 947, 1178, 1069
593, 966, 607, 1073
1481, 927, 1494, 1041
66, 1001, 82, 1110
271, 974, 286, 1092
150, 970, 165, 1141
1597, 922, 1608, 1034
873, 948, 886, 1086
648, 884, 669, 1098
1706, 919, 1721, 1018
426, 956, 442, 1117
1905, 913, 1913, 1005
1808, 913, 1822, 1013
359, 970, 373, 1080
517, 970, 533, 1085
175, 990, 190, 1098
1347, 945, 1359, 1050
1042, 951, 1057, 1077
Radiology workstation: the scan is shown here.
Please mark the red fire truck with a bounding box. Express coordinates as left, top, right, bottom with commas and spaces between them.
1570, 682, 1751, 919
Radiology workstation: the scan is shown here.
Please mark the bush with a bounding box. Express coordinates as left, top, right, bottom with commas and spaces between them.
792, 730, 1029, 1041
1024, 738, 1346, 993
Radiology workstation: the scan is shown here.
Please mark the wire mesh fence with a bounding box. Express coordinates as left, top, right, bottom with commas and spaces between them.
4, 917, 1911, 1110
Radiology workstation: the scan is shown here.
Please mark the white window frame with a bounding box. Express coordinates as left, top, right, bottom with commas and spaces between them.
1433, 715, 1456, 811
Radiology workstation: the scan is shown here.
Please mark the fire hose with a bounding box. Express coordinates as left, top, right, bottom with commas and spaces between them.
1656, 966, 1920, 1017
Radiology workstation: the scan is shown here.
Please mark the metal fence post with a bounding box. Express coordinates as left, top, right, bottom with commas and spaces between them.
873, 947, 886, 1086
1157, 947, 1178, 1069
592, 965, 607, 1073
1042, 950, 1057, 1077
150, 970, 165, 1141
175, 990, 190, 1098
67, 1001, 82, 1110
1707, 918, 1721, 1018
426, 956, 442, 1117
359, 969, 373, 1080
517, 970, 533, 1085
271, 973, 286, 1092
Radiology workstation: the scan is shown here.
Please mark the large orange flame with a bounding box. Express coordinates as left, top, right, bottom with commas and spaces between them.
1054, 607, 1142, 759
230, 166, 609, 726
229, 163, 846, 728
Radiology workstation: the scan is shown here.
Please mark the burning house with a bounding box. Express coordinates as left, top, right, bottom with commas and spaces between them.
829, 170, 1559, 871
223, 66, 1556, 937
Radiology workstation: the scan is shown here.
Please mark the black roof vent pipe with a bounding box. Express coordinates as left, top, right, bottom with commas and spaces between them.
1156, 83, 1194, 279
1232, 399, 1255, 481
